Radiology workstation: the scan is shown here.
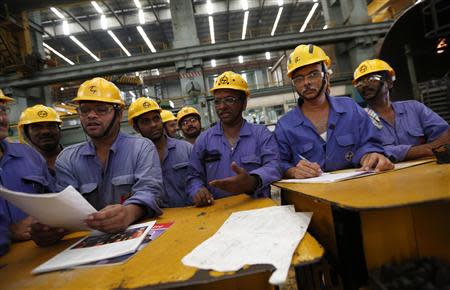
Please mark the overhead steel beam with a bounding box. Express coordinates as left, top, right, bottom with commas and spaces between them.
148, 0, 169, 45
59, 8, 92, 36
0, 22, 392, 88
4, 0, 92, 13
101, 1, 125, 28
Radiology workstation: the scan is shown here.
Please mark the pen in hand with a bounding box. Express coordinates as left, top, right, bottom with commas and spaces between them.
296, 154, 323, 174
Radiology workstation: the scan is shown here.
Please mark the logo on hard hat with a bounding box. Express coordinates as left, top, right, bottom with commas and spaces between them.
89, 86, 97, 94
295, 56, 301, 63
143, 102, 150, 108
219, 76, 229, 85
359, 65, 367, 73
37, 110, 48, 118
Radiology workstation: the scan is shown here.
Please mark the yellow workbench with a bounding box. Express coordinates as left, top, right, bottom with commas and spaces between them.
0, 194, 324, 290
275, 161, 450, 290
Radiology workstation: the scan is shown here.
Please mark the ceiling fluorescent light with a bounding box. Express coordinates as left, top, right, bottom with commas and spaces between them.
207, 0, 213, 15
134, 0, 142, 8
241, 0, 248, 11
238, 55, 243, 63
271, 7, 283, 36
50, 7, 65, 19
277, 0, 284, 6
208, 16, 215, 44
43, 42, 75, 65
211, 59, 216, 67
62, 20, 70, 35
91, 1, 103, 14
300, 3, 319, 33
265, 52, 271, 60
241, 10, 249, 40
138, 9, 145, 24
323, 24, 328, 30
100, 15, 108, 30
137, 26, 156, 53
107, 30, 131, 56
70, 35, 100, 61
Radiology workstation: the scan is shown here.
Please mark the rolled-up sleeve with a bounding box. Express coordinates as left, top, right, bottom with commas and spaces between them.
249, 129, 282, 197
124, 140, 163, 217
415, 101, 449, 142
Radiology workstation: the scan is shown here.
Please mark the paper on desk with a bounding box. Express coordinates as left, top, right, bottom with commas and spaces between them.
0, 185, 96, 231
279, 171, 374, 183
182, 206, 312, 285
278, 159, 435, 184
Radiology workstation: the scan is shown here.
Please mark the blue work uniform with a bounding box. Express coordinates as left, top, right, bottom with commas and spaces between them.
55, 132, 163, 217
186, 120, 282, 200
275, 95, 385, 173
0, 140, 53, 256
160, 137, 193, 207
370, 100, 449, 162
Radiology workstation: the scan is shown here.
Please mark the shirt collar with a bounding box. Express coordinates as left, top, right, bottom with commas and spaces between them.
294, 94, 345, 126
166, 136, 177, 150
79, 132, 124, 156
0, 139, 22, 158
391, 102, 406, 114
212, 120, 252, 137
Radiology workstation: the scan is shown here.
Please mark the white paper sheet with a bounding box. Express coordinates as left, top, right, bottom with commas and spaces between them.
182, 206, 312, 285
0, 185, 97, 231
278, 171, 374, 183
32, 221, 156, 274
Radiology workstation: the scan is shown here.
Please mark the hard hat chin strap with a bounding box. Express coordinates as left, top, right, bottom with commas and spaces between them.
100, 105, 121, 139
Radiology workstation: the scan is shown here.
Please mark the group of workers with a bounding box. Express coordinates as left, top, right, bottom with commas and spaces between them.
0, 43, 448, 256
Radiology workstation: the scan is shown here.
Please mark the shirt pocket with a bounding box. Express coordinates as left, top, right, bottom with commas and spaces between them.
406, 128, 426, 144
111, 175, 134, 203
335, 134, 355, 148
241, 155, 261, 172
171, 162, 189, 182
79, 182, 98, 198
21, 175, 50, 193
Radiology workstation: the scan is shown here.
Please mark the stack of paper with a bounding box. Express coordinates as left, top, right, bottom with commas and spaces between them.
32, 221, 155, 274
182, 206, 312, 285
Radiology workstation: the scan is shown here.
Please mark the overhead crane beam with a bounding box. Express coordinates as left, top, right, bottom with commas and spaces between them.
0, 21, 392, 88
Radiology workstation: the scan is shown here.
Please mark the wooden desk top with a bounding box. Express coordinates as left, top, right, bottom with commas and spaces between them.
275, 162, 450, 210
0, 194, 323, 290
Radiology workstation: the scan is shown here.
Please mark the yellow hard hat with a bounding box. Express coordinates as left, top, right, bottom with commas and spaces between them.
73, 77, 125, 107
287, 44, 331, 78
161, 110, 177, 123
0, 89, 14, 103
128, 97, 161, 125
18, 104, 62, 143
177, 106, 200, 125
353, 59, 396, 83
210, 71, 250, 97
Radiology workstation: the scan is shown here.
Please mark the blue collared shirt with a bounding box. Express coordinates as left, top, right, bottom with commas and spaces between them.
0, 140, 53, 256
275, 96, 385, 173
376, 100, 449, 162
160, 137, 193, 207
55, 132, 163, 217
186, 120, 282, 200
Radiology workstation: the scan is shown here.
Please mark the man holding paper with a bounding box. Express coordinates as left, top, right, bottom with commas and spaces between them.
31, 78, 163, 246
0, 90, 53, 256
275, 44, 393, 179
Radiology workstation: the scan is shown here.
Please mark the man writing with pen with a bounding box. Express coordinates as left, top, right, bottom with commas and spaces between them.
275, 44, 393, 179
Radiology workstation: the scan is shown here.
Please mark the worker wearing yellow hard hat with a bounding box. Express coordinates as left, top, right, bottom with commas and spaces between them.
0, 90, 53, 256
186, 71, 282, 207
160, 110, 178, 138
31, 78, 163, 247
274, 44, 393, 180
129, 97, 193, 207
177, 106, 201, 144
18, 105, 63, 174
353, 59, 449, 162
